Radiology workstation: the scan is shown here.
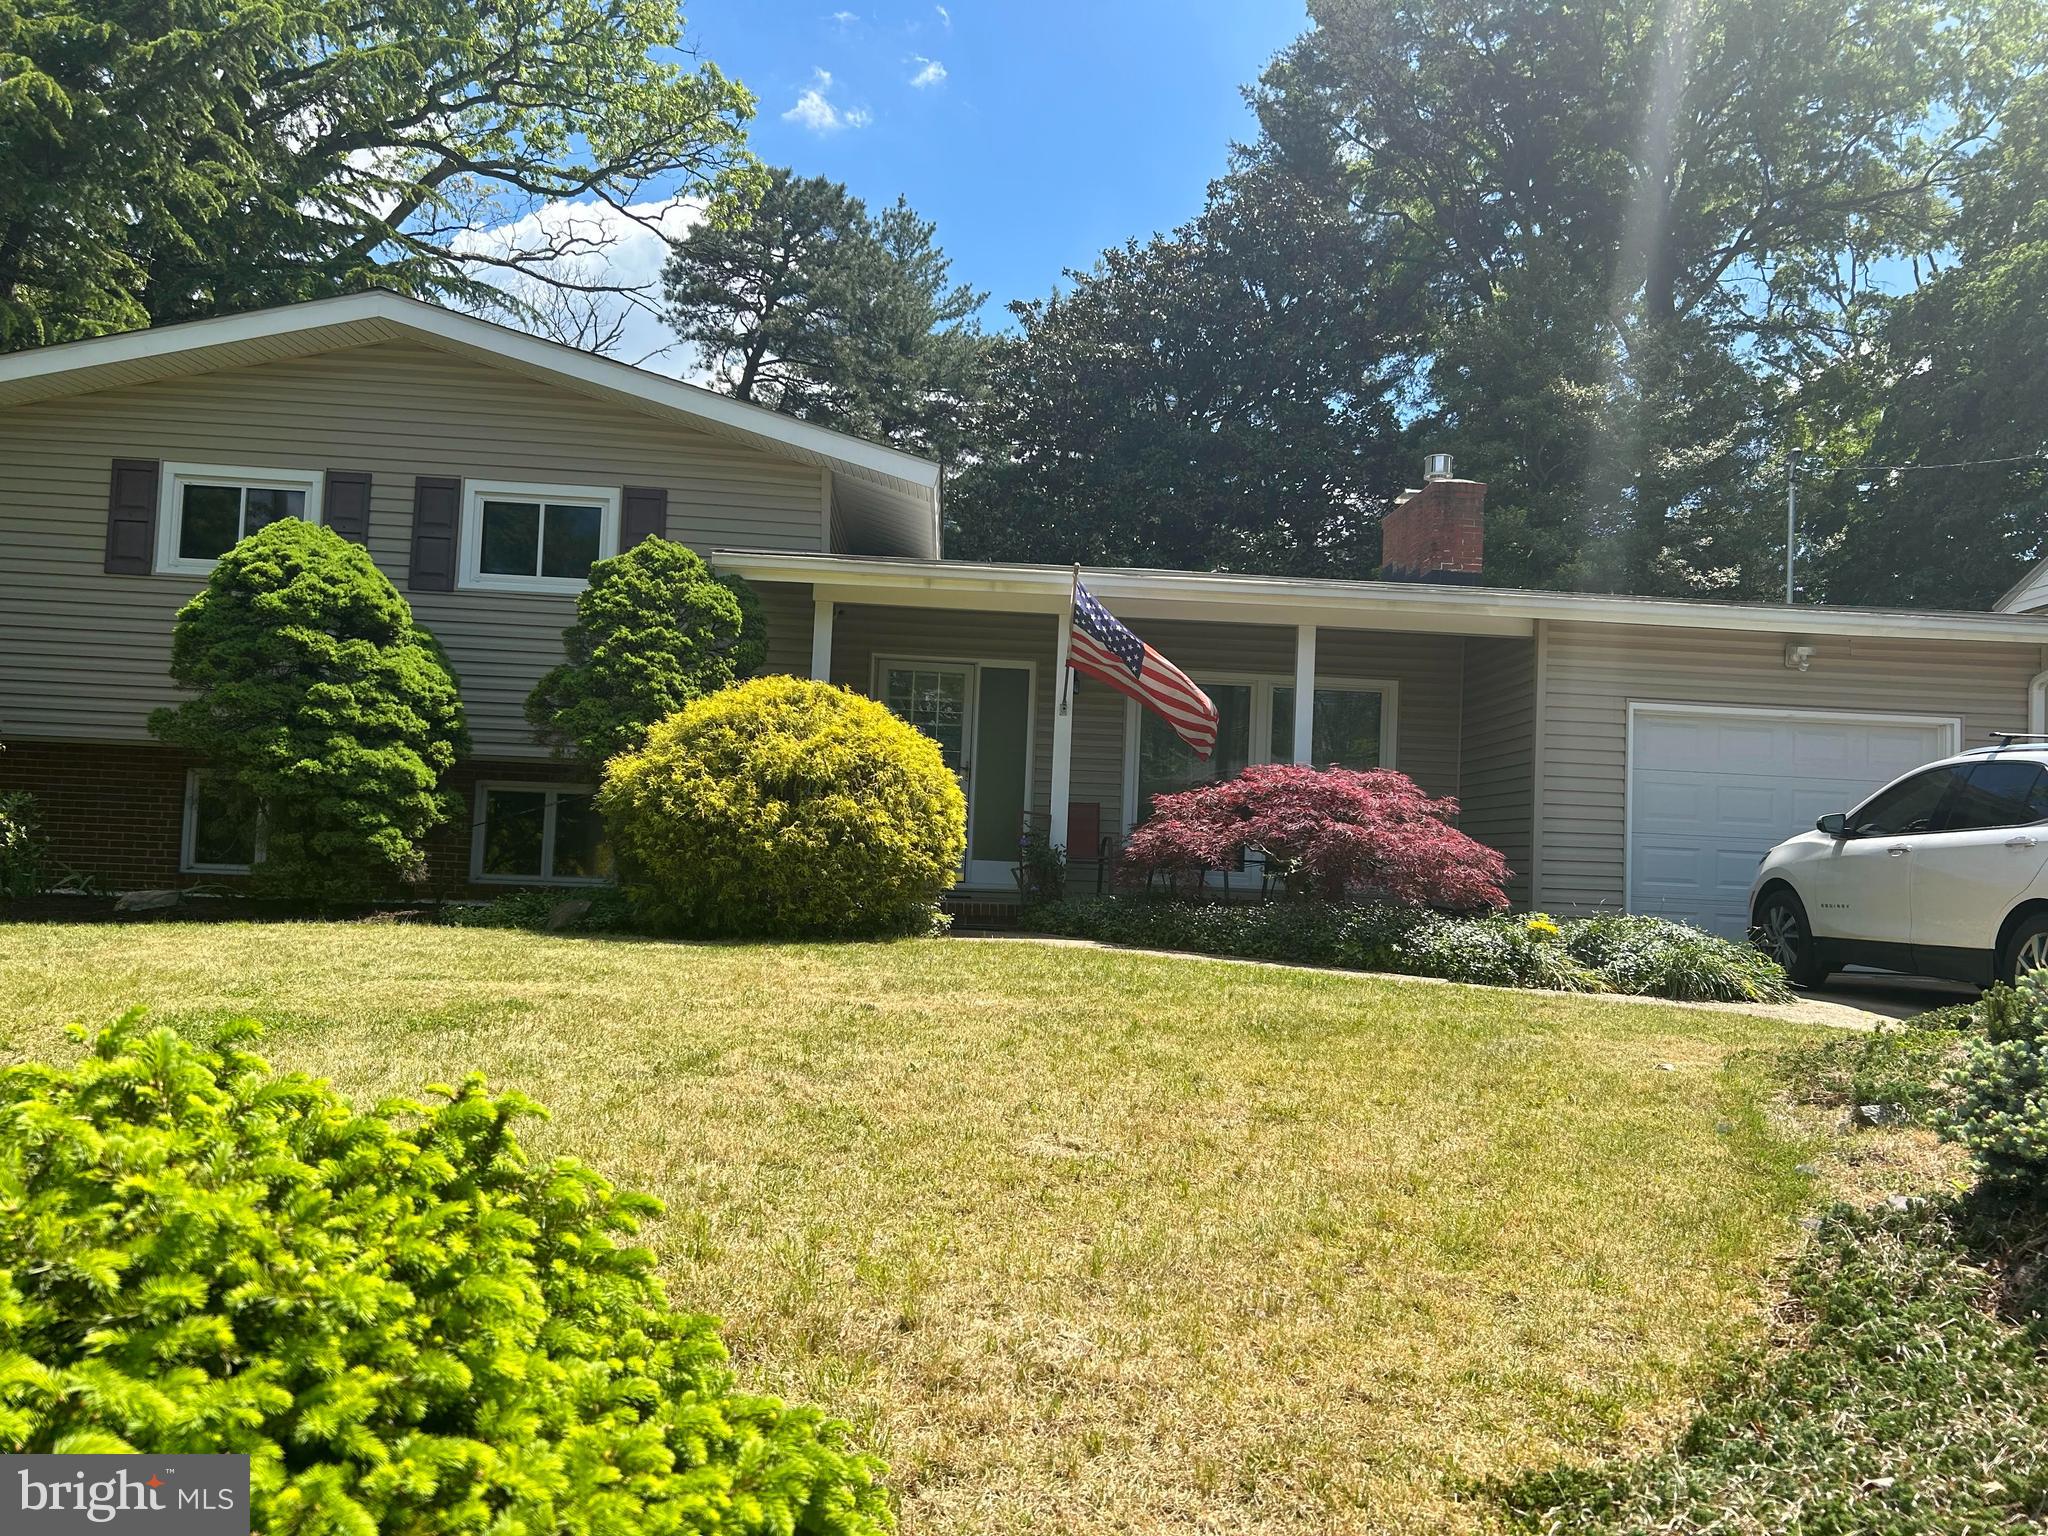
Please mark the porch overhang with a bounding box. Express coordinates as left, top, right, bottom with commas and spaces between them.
713, 550, 2048, 645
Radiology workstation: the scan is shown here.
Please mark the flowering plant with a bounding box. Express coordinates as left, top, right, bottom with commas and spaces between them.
1119, 763, 1510, 911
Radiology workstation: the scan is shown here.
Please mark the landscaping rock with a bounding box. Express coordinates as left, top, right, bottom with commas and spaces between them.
544, 898, 592, 933
1851, 1102, 1910, 1129
113, 889, 181, 913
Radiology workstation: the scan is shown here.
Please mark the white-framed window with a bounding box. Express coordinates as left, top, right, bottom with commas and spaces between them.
458, 480, 620, 594
1123, 674, 1398, 829
180, 769, 262, 875
157, 463, 324, 575
470, 782, 614, 885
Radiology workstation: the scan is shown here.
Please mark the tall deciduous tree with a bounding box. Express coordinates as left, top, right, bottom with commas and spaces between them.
662, 167, 988, 462
947, 167, 1419, 577
1804, 70, 2048, 609
1251, 0, 2039, 596
0, 0, 755, 350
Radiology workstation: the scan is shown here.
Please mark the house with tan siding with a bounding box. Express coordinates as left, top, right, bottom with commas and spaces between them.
5, 291, 2048, 933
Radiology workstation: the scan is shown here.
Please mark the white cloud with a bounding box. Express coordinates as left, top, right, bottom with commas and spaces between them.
935, 4, 951, 28
908, 55, 947, 88
783, 68, 872, 133
828, 9, 858, 24
457, 196, 709, 372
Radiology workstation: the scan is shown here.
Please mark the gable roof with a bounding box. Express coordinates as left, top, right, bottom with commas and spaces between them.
0, 291, 942, 558
1994, 555, 2048, 614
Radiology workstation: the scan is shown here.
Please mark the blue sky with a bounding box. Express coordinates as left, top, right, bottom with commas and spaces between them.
685, 0, 1311, 323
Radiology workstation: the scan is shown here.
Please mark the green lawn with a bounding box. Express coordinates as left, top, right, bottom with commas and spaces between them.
0, 922, 1821, 1535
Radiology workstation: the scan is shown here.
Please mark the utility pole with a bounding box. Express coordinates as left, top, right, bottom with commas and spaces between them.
1785, 454, 1798, 605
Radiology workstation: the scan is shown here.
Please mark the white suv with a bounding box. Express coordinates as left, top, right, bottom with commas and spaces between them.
1749, 741, 2048, 989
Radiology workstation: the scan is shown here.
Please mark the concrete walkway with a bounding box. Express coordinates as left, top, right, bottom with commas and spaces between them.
959, 932, 1968, 1031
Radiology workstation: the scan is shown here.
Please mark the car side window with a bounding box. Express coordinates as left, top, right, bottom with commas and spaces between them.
1850, 766, 1964, 836
1943, 760, 2048, 833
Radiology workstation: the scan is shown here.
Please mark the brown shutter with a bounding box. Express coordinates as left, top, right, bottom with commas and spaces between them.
104, 458, 160, 574
324, 469, 372, 546
621, 485, 669, 548
408, 475, 462, 591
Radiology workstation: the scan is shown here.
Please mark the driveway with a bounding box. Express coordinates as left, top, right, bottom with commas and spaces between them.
1807, 970, 1978, 1021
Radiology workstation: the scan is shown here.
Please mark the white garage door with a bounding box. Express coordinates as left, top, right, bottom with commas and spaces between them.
1627, 706, 1959, 937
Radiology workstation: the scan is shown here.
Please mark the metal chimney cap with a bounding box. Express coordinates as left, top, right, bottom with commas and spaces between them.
1423, 452, 1454, 481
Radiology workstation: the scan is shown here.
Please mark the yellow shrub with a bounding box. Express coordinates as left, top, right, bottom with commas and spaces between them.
600, 675, 967, 937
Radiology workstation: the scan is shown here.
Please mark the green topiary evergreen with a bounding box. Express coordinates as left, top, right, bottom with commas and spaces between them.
0, 1011, 893, 1535
599, 676, 966, 937
526, 538, 768, 767
148, 521, 468, 902
1940, 972, 2048, 1186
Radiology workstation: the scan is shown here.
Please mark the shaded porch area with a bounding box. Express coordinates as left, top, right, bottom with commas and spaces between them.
736, 560, 1538, 901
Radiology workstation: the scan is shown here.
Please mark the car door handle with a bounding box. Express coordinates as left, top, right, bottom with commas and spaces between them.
2010, 835, 2039, 849
1888, 844, 1910, 857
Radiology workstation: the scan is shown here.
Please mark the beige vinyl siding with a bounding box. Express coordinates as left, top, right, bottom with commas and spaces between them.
1458, 636, 1537, 906
826, 604, 1061, 835
1317, 628, 1462, 798
751, 581, 818, 677
0, 342, 828, 753
1068, 677, 1128, 835
1535, 621, 2045, 914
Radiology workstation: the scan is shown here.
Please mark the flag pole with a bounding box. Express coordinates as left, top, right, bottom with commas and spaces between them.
1059, 563, 1079, 716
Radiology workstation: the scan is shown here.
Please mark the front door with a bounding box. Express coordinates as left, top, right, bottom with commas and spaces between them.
880, 660, 1033, 889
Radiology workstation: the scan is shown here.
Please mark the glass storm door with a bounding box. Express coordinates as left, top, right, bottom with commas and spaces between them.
882, 661, 1032, 888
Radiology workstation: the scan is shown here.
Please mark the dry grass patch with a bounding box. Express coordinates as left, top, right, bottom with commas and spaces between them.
0, 922, 1820, 1535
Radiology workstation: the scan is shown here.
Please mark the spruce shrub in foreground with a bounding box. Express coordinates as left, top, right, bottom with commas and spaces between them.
148, 520, 468, 902
0, 1012, 891, 1536
601, 676, 966, 937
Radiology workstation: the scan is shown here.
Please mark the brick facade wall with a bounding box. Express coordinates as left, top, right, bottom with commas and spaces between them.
0, 739, 193, 890
0, 740, 591, 897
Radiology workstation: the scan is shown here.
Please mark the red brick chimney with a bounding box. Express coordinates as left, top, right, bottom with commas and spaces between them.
1380, 454, 1486, 584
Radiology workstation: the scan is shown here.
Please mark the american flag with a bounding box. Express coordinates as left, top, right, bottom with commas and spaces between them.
1065, 577, 1219, 759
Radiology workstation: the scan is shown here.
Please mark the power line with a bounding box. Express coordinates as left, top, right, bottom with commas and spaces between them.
1813, 451, 2048, 474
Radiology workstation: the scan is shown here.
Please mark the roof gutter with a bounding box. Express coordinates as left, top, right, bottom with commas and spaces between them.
712, 550, 2048, 646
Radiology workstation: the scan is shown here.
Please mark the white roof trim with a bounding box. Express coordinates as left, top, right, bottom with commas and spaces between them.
0, 292, 942, 555
1994, 555, 2048, 613
715, 550, 2048, 645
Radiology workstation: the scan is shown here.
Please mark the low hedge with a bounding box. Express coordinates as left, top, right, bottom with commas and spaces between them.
1027, 897, 1792, 1003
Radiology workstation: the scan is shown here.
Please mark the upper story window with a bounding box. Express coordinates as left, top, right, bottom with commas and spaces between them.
459, 480, 619, 594
156, 463, 323, 575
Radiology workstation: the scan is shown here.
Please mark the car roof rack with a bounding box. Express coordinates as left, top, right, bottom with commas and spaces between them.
1961, 731, 2048, 755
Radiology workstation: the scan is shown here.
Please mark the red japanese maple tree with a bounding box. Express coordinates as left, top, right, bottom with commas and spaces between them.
1119, 764, 1510, 911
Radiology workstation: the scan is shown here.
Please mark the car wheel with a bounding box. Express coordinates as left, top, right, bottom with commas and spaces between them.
1754, 888, 1827, 989
1999, 914, 2048, 985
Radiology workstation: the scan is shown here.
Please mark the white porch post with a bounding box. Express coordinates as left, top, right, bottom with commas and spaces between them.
1291, 623, 1318, 763
1049, 609, 1074, 850
809, 592, 835, 682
